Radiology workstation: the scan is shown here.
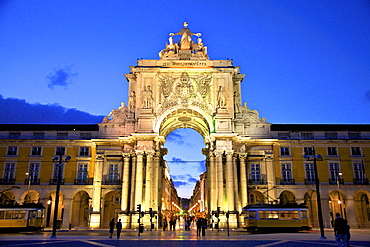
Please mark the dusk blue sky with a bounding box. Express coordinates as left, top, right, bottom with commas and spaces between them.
1, 1, 370, 198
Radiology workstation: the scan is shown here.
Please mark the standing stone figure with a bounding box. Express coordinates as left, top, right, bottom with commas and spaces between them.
129, 91, 136, 113
142, 85, 154, 109
234, 91, 240, 113
217, 86, 227, 109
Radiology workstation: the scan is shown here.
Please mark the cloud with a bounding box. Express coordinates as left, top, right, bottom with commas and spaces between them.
166, 132, 185, 145
0, 95, 104, 124
197, 160, 206, 173
173, 181, 189, 187
46, 65, 77, 89
188, 177, 198, 183
171, 157, 184, 162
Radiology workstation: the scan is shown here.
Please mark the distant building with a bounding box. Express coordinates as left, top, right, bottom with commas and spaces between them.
0, 23, 369, 229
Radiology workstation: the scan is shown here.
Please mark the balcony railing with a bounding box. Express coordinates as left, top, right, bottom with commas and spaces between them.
280, 179, 295, 185
74, 178, 93, 185
329, 178, 344, 185
0, 179, 15, 185
353, 178, 369, 185
24, 179, 40, 185
248, 179, 266, 185
305, 179, 316, 185
49, 179, 65, 185
103, 179, 121, 185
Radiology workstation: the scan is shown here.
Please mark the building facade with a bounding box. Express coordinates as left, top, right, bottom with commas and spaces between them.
0, 23, 369, 229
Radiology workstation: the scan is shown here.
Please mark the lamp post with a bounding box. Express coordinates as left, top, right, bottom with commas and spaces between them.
51, 154, 71, 238
304, 150, 326, 239
25, 172, 31, 203
337, 172, 343, 216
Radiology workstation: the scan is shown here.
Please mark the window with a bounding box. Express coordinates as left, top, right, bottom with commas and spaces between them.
109, 164, 119, 181
329, 163, 340, 181
57, 132, 68, 139
33, 132, 44, 139
281, 163, 292, 180
7, 146, 17, 156
301, 132, 313, 140
55, 147, 65, 156
278, 133, 290, 140
53, 164, 63, 179
325, 132, 338, 140
29, 163, 40, 180
31, 146, 42, 156
353, 163, 366, 183
4, 163, 15, 179
304, 147, 314, 155
79, 147, 89, 156
250, 163, 260, 181
77, 163, 88, 180
351, 147, 361, 156
348, 132, 360, 140
305, 163, 315, 181
9, 132, 21, 139
327, 147, 338, 156
280, 147, 290, 156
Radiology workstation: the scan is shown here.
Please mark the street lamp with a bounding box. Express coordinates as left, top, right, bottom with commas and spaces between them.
304, 150, 326, 239
25, 172, 31, 203
50, 154, 71, 238
337, 172, 343, 215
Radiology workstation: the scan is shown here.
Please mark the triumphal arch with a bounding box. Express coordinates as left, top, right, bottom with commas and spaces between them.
94, 22, 271, 228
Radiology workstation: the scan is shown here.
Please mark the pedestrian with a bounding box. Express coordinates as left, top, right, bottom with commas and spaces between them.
116, 219, 122, 239
196, 217, 202, 236
163, 217, 168, 231
334, 213, 349, 247
347, 224, 351, 247
109, 218, 115, 239
201, 217, 207, 236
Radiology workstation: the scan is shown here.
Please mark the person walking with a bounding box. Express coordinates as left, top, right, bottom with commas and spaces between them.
201, 217, 207, 236
109, 218, 115, 239
196, 217, 202, 236
163, 217, 168, 231
334, 213, 349, 247
116, 219, 122, 239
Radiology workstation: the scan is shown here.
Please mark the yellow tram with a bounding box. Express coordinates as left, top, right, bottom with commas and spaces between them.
243, 204, 311, 231
0, 203, 45, 232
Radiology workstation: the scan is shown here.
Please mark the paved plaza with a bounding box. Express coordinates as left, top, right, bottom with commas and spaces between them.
0, 228, 369, 247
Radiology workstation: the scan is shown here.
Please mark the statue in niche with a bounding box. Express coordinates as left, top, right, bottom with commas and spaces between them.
142, 85, 154, 109
169, 22, 201, 50
128, 91, 136, 113
217, 86, 227, 108
234, 91, 241, 113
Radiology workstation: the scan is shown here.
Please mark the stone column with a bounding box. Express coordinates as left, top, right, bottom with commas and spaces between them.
90, 155, 103, 228
264, 150, 275, 202
62, 197, 73, 229
145, 150, 155, 210
225, 150, 234, 211
153, 152, 160, 212
209, 152, 217, 212
321, 197, 332, 228
129, 154, 137, 213
135, 150, 144, 208
239, 154, 248, 208
121, 153, 131, 212
232, 154, 240, 212
345, 197, 356, 228
215, 150, 224, 209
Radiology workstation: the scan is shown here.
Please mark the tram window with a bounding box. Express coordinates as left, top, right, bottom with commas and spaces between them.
301, 211, 308, 219
12, 211, 20, 219
29, 211, 37, 219
249, 211, 256, 218
0, 211, 5, 219
19, 211, 26, 219
259, 211, 278, 219
5, 211, 12, 219
37, 210, 44, 218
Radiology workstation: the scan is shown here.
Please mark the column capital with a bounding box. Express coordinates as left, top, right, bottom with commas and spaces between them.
238, 153, 248, 159
122, 152, 131, 159
135, 150, 145, 156
225, 150, 234, 156
145, 150, 156, 157
213, 150, 224, 157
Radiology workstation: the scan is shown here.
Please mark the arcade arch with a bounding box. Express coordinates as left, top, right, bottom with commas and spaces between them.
354, 190, 370, 228
279, 190, 296, 205
102, 191, 121, 228
71, 190, 90, 228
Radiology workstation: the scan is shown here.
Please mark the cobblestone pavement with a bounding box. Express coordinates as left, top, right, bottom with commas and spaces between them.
0, 228, 369, 247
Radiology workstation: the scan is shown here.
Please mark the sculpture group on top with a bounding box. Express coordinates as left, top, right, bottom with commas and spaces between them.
159, 22, 208, 60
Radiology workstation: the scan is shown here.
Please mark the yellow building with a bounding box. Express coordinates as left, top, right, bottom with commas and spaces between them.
1, 23, 369, 230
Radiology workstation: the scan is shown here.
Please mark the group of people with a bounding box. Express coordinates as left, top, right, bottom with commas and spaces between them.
196, 217, 208, 236
162, 216, 178, 231
109, 218, 122, 239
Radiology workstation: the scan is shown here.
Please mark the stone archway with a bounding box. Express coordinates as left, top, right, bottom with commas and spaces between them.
71, 191, 90, 228
102, 191, 121, 228
279, 190, 296, 205
329, 190, 346, 225
22, 190, 39, 204
354, 190, 370, 227
249, 190, 265, 205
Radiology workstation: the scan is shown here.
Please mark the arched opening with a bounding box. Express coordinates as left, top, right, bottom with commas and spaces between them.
329, 190, 346, 225
354, 191, 370, 227
45, 192, 64, 228
249, 190, 265, 205
304, 190, 317, 227
279, 190, 296, 205
0, 190, 15, 205
102, 191, 120, 228
22, 190, 39, 204
72, 191, 91, 228
163, 128, 206, 199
